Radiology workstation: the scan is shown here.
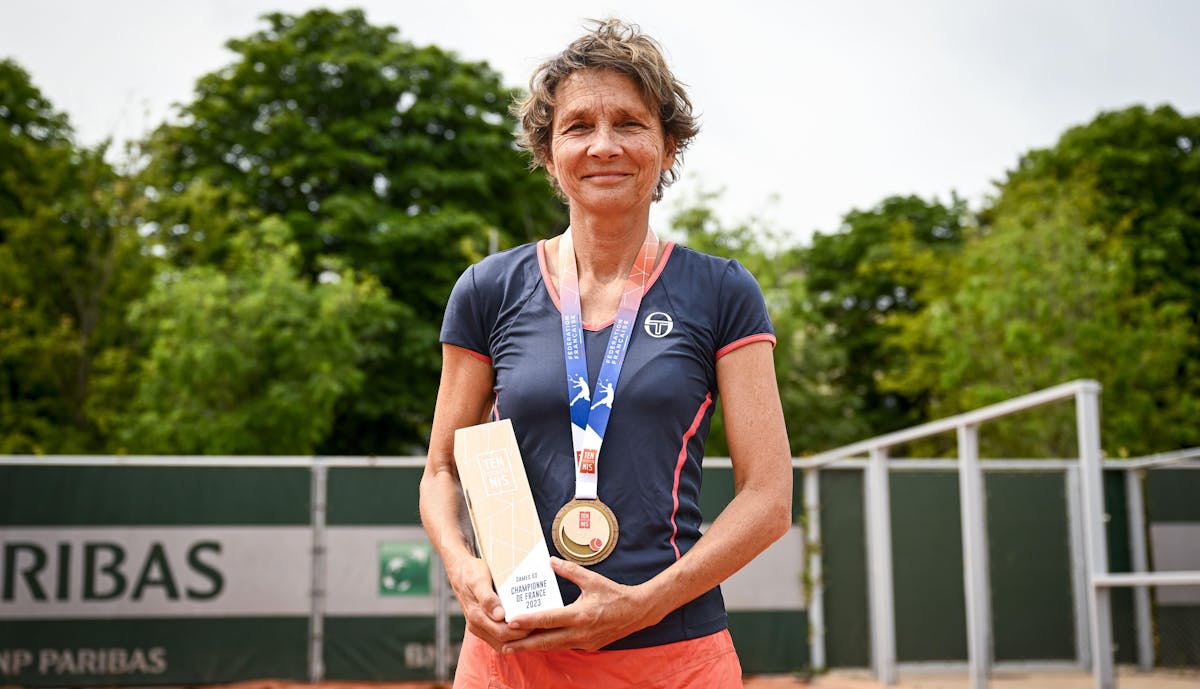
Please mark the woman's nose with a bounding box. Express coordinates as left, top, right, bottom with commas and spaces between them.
588, 125, 621, 159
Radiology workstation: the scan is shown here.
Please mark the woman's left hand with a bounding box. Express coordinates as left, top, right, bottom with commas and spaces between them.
500, 557, 662, 652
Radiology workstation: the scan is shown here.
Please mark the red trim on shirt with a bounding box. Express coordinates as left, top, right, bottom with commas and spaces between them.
645, 240, 674, 288
538, 239, 675, 332
447, 342, 492, 365
537, 239, 556, 304
715, 333, 776, 360
670, 391, 713, 560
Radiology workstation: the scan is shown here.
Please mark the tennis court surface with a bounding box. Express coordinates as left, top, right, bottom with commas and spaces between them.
798, 668, 1200, 689
34, 668, 1194, 689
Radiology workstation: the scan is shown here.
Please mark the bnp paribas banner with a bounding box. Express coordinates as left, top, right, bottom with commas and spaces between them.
1, 460, 809, 685
0, 461, 463, 687
0, 463, 320, 687
1, 526, 314, 682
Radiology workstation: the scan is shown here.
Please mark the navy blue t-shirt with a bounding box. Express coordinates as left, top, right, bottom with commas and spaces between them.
440, 239, 775, 649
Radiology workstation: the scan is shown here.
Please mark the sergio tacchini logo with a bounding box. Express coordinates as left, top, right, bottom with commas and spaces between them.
643, 312, 673, 338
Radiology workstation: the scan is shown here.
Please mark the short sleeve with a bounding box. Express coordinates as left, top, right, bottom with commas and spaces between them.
440, 264, 493, 362
715, 260, 776, 359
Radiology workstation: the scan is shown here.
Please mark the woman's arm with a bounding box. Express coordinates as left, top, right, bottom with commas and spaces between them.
419, 343, 531, 650
503, 340, 792, 651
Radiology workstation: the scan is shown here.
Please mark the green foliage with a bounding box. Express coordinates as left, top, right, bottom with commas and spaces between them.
884, 121, 1200, 456
4, 32, 1198, 461
142, 7, 564, 279
0, 59, 72, 217
118, 220, 398, 454
802, 195, 969, 442
0, 60, 154, 453
1004, 105, 1200, 311
138, 8, 566, 451
988, 104, 1200, 454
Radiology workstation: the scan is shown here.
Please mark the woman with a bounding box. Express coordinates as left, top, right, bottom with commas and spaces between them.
420, 19, 792, 688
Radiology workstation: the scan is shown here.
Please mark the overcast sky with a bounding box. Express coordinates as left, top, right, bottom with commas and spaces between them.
3, 0, 1199, 244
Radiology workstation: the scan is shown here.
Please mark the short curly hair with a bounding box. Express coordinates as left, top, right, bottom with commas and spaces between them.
512, 18, 699, 202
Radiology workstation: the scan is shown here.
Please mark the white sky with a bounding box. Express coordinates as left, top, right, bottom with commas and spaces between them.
3, 0, 1199, 244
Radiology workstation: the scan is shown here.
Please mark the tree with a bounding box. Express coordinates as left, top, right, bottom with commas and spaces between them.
802, 195, 968, 442
884, 175, 1197, 457
139, 8, 566, 452
0, 58, 72, 220
1003, 105, 1200, 313
0, 59, 153, 453
999, 105, 1200, 446
878, 105, 1200, 457
118, 220, 397, 454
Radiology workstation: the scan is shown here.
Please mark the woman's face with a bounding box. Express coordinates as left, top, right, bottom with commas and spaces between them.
546, 69, 675, 217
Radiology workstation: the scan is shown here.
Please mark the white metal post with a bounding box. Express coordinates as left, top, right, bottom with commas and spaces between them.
957, 423, 993, 689
308, 461, 328, 683
1066, 465, 1093, 671
865, 446, 897, 685
435, 555, 450, 682
804, 467, 826, 671
1124, 468, 1154, 671
1075, 384, 1115, 689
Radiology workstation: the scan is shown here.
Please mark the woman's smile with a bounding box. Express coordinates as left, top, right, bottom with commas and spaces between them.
546, 69, 675, 216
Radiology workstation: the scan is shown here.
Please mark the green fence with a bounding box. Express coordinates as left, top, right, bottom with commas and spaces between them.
817, 461, 1200, 671
0, 458, 807, 685
2, 456, 1197, 686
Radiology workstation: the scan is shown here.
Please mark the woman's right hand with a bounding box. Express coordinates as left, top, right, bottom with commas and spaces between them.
421, 345, 530, 649
448, 555, 532, 649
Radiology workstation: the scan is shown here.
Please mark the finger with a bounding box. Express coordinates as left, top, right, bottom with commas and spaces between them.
457, 587, 504, 624
463, 589, 506, 629
450, 561, 499, 612
498, 626, 533, 642
468, 580, 505, 622
473, 601, 507, 627
507, 603, 578, 631
468, 614, 532, 650
549, 556, 596, 588
502, 627, 580, 654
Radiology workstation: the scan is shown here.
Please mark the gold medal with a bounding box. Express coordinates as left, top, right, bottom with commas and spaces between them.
551, 498, 619, 565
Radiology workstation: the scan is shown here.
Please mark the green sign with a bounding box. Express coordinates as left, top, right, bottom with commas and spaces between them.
377, 543, 431, 596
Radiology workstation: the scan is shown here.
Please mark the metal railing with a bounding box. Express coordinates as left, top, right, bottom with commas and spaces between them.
791, 379, 1200, 689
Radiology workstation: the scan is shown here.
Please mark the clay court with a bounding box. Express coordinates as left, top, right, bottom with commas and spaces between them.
795, 668, 1200, 689
72, 668, 1195, 689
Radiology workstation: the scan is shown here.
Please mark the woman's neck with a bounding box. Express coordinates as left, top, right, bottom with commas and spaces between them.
565, 207, 653, 284
544, 210, 659, 324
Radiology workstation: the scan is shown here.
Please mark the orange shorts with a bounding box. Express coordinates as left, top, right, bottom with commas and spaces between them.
452, 628, 743, 689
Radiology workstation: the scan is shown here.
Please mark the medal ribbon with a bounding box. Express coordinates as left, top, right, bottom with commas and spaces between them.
559, 227, 657, 500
